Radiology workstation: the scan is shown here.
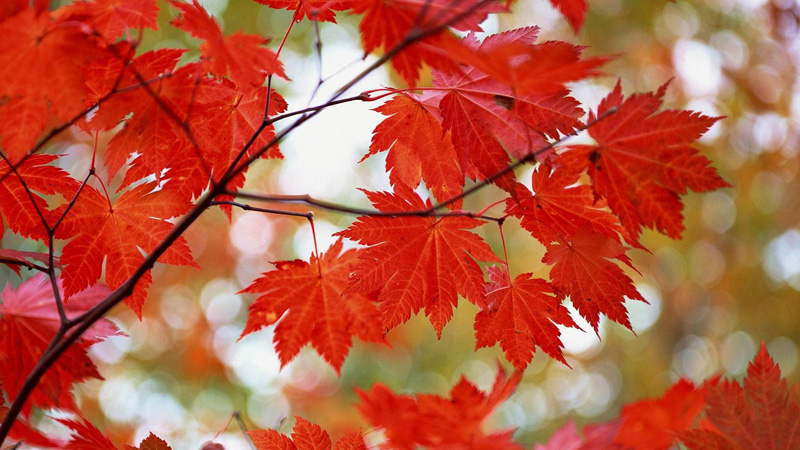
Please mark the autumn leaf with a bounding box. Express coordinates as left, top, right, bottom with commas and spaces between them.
59, 416, 118, 450
680, 342, 800, 450
0, 274, 117, 416
55, 0, 159, 42
505, 165, 630, 247
614, 378, 705, 450
441, 28, 608, 96
0, 154, 78, 240
549, 0, 589, 32
337, 185, 501, 336
558, 81, 730, 243
433, 28, 589, 191
82, 48, 198, 183
1, 407, 65, 449
363, 93, 463, 206
542, 226, 644, 332
239, 238, 384, 373
356, 365, 522, 449
55, 181, 197, 317
475, 264, 577, 369
0, 9, 110, 161
352, 0, 506, 86
252, 0, 353, 22
249, 417, 366, 450
535, 419, 623, 450
124, 433, 172, 450
170, 0, 286, 89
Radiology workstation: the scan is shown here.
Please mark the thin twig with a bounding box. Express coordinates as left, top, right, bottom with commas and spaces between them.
212, 201, 313, 219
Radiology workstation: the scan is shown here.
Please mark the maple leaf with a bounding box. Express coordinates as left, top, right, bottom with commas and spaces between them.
0, 274, 117, 416
558, 81, 730, 243
1, 406, 65, 449
59, 416, 118, 450
186, 81, 287, 200
249, 417, 366, 450
614, 378, 705, 450
252, 0, 353, 22
505, 165, 630, 247
441, 29, 608, 96
124, 433, 172, 450
363, 93, 463, 206
432, 28, 588, 191
542, 226, 644, 332
352, 0, 506, 86
549, 0, 589, 32
337, 185, 501, 337
82, 48, 198, 183
356, 365, 522, 449
239, 238, 384, 373
55, 0, 159, 42
475, 265, 577, 369
170, 0, 286, 89
55, 181, 197, 317
0, 9, 110, 161
0, 154, 78, 240
535, 419, 623, 450
680, 342, 800, 450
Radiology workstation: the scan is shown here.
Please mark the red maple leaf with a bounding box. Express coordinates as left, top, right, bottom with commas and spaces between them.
535, 419, 623, 450
124, 433, 172, 450
59, 416, 118, 450
337, 185, 500, 336
542, 226, 644, 332
352, 0, 506, 86
558, 81, 730, 242
681, 342, 800, 450
252, 0, 354, 22
363, 93, 463, 206
0, 154, 78, 240
356, 365, 522, 449
441, 28, 608, 96
55, 181, 197, 317
433, 28, 589, 191
55, 0, 159, 42
614, 378, 705, 450
475, 264, 577, 369
82, 48, 198, 183
170, 0, 286, 89
0, 9, 110, 161
549, 0, 589, 32
1, 406, 65, 449
239, 238, 384, 373
249, 417, 366, 450
505, 165, 630, 247
0, 274, 117, 416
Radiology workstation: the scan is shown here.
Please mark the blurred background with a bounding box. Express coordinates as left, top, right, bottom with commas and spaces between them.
3, 0, 799, 447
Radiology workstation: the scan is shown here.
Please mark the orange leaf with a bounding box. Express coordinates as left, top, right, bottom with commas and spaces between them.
558, 81, 729, 243
239, 238, 384, 373
680, 343, 800, 450
542, 226, 644, 332
337, 185, 500, 337
615, 378, 705, 450
475, 264, 578, 369
364, 93, 463, 206
55, 181, 197, 317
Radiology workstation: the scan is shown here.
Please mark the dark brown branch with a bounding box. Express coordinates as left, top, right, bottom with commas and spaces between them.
0, 257, 48, 273
212, 200, 313, 219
